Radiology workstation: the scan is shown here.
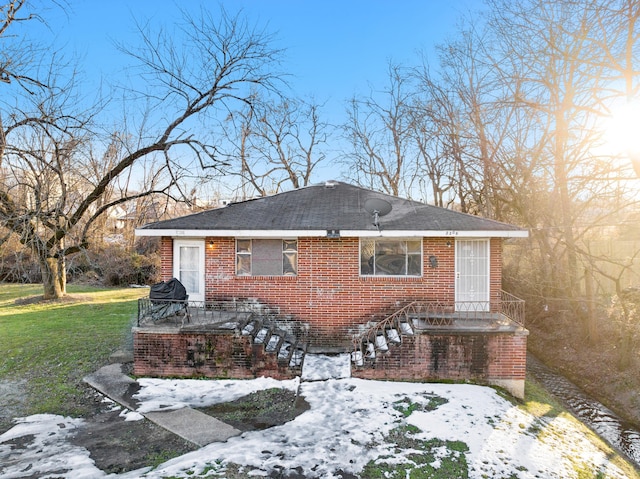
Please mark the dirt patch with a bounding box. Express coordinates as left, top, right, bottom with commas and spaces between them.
70, 398, 196, 474
0, 379, 28, 426
70, 386, 310, 474
13, 294, 88, 306
0, 375, 311, 475
0, 383, 197, 475
197, 387, 310, 432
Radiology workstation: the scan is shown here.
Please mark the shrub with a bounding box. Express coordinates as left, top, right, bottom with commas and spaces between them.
607, 288, 640, 370
0, 237, 161, 287
0, 236, 42, 283
91, 241, 161, 286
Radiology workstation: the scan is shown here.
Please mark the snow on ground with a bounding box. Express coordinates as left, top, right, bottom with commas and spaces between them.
0, 414, 101, 478
0, 354, 630, 479
300, 353, 351, 381
134, 376, 301, 414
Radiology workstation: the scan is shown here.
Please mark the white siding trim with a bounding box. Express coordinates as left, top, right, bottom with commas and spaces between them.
136, 228, 528, 238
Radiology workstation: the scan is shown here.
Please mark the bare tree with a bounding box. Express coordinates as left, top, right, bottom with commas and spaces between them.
223, 94, 329, 197
410, 69, 471, 210
342, 62, 417, 197
435, 26, 511, 217
0, 5, 284, 299
407, 76, 455, 208
483, 0, 640, 319
0, 0, 45, 90
587, 0, 640, 175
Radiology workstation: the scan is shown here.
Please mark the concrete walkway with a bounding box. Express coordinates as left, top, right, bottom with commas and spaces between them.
84, 364, 242, 447
83, 352, 351, 447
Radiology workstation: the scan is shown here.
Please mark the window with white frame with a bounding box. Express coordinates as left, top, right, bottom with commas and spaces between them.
360, 238, 422, 276
236, 239, 298, 276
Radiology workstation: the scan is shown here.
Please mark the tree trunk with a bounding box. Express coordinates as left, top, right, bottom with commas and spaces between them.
58, 255, 67, 296
42, 256, 65, 300
554, 110, 579, 300
584, 267, 597, 343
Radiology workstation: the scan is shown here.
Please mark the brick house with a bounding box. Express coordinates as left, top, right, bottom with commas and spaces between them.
134, 181, 529, 397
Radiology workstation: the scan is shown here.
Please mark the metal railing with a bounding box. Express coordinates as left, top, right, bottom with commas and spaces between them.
138, 290, 525, 332
137, 298, 190, 326
137, 297, 285, 327
351, 290, 525, 363
500, 290, 526, 327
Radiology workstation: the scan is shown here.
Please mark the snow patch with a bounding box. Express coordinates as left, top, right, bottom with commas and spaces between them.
0, 355, 631, 478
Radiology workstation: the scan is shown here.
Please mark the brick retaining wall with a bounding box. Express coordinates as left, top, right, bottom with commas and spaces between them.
352, 330, 528, 398
133, 328, 301, 380
133, 326, 527, 398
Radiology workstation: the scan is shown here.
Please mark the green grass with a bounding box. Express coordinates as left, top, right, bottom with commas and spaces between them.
393, 393, 449, 417
0, 283, 147, 417
521, 378, 640, 479
361, 424, 469, 479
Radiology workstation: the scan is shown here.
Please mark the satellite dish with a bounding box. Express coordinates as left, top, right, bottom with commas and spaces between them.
364, 198, 392, 231
364, 198, 392, 216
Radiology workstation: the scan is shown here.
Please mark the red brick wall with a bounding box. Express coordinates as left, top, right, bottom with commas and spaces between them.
352, 331, 527, 383
160, 237, 173, 281
133, 329, 300, 380
162, 236, 504, 349
487, 332, 528, 379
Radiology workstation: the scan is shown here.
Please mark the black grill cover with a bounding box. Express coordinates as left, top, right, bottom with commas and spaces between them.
149, 278, 188, 301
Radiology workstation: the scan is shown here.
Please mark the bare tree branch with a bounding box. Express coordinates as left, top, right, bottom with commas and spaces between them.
0, 5, 285, 298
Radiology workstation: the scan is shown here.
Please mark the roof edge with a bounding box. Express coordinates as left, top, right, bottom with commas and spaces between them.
135, 228, 529, 238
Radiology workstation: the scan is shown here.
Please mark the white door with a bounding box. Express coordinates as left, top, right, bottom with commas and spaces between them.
173, 239, 205, 302
455, 239, 490, 312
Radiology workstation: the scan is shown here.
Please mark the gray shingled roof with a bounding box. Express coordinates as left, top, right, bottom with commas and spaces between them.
138, 181, 525, 235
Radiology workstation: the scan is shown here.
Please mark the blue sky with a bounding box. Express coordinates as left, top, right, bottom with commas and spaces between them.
27, 1, 483, 188
44, 1, 481, 123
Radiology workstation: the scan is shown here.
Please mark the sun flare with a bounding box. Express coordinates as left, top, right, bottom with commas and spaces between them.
602, 101, 640, 157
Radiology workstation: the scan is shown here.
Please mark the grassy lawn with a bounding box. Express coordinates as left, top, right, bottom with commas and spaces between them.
0, 283, 147, 417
